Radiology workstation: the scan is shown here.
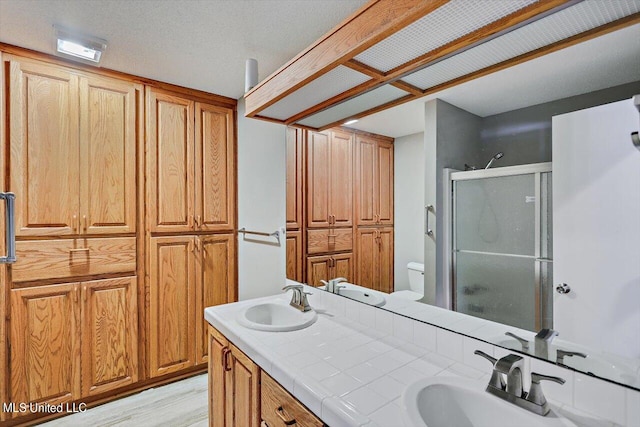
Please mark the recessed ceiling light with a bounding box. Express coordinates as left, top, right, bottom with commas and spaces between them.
54, 25, 107, 65
343, 119, 358, 125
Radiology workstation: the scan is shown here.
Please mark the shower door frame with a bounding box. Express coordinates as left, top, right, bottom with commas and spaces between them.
446, 162, 552, 331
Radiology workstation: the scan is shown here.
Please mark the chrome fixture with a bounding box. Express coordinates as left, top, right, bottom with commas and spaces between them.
505, 332, 530, 351
320, 277, 347, 294
631, 94, 640, 151
475, 350, 565, 416
555, 283, 571, 294
557, 349, 587, 365
484, 152, 504, 169
237, 227, 281, 244
0, 192, 16, 264
425, 204, 434, 236
282, 284, 312, 312
535, 329, 559, 358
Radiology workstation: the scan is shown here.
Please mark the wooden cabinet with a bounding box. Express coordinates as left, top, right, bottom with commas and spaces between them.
306, 253, 353, 287
149, 234, 235, 376
147, 88, 235, 233
261, 372, 323, 427
356, 227, 394, 293
209, 326, 260, 427
307, 130, 353, 228
286, 230, 303, 282
9, 277, 137, 410
355, 134, 394, 226
286, 127, 304, 230
6, 56, 139, 237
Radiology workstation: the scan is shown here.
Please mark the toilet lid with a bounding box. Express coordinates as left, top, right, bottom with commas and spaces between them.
389, 290, 423, 301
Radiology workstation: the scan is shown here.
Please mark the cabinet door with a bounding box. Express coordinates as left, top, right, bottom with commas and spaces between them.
10, 284, 81, 407
228, 343, 260, 427
355, 135, 377, 226
306, 131, 330, 228
378, 228, 394, 293
286, 127, 304, 230
209, 326, 228, 427
306, 255, 331, 287
196, 234, 236, 364
333, 252, 354, 283
286, 230, 303, 282
195, 103, 235, 232
149, 236, 196, 376
147, 88, 195, 233
329, 130, 353, 227
81, 277, 138, 396
356, 228, 377, 291
7, 58, 80, 236
79, 75, 138, 234
377, 141, 394, 225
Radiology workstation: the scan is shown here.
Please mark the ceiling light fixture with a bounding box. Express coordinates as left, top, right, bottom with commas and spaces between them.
54, 25, 107, 65
343, 119, 358, 125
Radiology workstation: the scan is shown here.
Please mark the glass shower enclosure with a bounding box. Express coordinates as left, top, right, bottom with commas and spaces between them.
449, 163, 552, 331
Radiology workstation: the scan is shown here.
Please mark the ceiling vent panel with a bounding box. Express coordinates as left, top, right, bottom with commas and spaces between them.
403, 0, 640, 91
297, 84, 407, 129
354, 0, 537, 73
258, 65, 370, 121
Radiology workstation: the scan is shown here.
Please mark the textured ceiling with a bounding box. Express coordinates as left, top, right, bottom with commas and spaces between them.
0, 0, 367, 99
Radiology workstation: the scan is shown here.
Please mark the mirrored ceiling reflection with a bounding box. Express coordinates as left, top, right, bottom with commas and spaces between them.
295, 23, 640, 390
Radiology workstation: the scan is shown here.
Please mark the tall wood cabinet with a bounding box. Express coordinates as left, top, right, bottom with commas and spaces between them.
0, 46, 237, 425
146, 86, 236, 378
286, 126, 393, 292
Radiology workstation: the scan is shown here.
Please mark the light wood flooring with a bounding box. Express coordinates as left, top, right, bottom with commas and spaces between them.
40, 374, 208, 427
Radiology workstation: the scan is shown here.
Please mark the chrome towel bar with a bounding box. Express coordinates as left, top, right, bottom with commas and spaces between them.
238, 227, 281, 244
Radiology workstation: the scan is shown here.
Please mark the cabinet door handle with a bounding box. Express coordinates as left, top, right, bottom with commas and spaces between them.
195, 215, 201, 228
83, 285, 87, 302
275, 406, 296, 425
83, 215, 88, 232
222, 347, 232, 371
69, 248, 90, 253
72, 214, 77, 233
425, 205, 434, 236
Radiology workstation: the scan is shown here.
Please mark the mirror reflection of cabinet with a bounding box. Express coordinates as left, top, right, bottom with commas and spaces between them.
306, 253, 353, 288
356, 227, 394, 293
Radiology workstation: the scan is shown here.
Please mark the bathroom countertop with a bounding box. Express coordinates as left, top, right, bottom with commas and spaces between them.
205, 283, 618, 427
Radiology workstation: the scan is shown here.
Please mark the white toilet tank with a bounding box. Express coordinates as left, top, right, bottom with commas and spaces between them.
407, 262, 424, 293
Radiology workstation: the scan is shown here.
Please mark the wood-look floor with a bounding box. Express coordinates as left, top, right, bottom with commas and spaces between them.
41, 374, 208, 427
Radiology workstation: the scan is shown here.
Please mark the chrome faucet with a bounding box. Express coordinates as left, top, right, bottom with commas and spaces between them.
320, 277, 347, 294
475, 350, 565, 416
282, 284, 312, 312
556, 349, 587, 365
504, 328, 558, 358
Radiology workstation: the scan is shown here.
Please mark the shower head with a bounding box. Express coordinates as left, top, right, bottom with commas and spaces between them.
484, 152, 504, 169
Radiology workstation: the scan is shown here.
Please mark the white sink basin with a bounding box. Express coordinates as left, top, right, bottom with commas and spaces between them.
237, 302, 317, 332
338, 288, 386, 307
402, 377, 575, 427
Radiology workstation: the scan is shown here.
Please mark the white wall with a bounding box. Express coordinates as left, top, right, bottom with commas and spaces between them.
393, 132, 424, 291
237, 99, 286, 300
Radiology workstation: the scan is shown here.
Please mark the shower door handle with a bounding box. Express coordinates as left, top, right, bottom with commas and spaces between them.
0, 192, 16, 264
425, 205, 434, 236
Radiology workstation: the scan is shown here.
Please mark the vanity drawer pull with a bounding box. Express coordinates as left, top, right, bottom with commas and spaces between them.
222, 347, 232, 371
275, 406, 296, 425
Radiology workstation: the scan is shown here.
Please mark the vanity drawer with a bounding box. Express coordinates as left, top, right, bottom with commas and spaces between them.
261, 372, 324, 427
12, 237, 137, 283
307, 228, 352, 254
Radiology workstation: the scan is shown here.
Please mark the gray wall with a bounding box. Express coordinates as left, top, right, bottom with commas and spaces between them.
237, 99, 286, 300
393, 132, 425, 291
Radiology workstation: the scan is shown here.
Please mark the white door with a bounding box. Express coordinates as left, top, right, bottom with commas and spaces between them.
552, 98, 640, 359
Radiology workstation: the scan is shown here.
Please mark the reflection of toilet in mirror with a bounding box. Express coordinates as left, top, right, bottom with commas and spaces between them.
390, 262, 424, 301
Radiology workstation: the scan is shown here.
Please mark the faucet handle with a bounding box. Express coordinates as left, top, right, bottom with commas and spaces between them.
319, 280, 329, 287
474, 350, 505, 390
527, 372, 565, 409
331, 277, 347, 284
283, 284, 303, 291
505, 332, 530, 351
556, 350, 587, 365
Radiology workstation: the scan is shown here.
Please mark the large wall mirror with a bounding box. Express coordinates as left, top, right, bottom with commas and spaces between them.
289, 21, 640, 390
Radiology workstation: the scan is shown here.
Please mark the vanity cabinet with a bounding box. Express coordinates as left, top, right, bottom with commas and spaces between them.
306, 129, 353, 228
9, 277, 138, 411
146, 88, 236, 233
208, 326, 260, 427
149, 234, 235, 377
306, 253, 354, 287
208, 325, 323, 427
6, 55, 139, 237
355, 134, 394, 226
356, 227, 394, 293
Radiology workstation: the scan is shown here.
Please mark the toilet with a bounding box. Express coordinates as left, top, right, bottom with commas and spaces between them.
390, 262, 424, 301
